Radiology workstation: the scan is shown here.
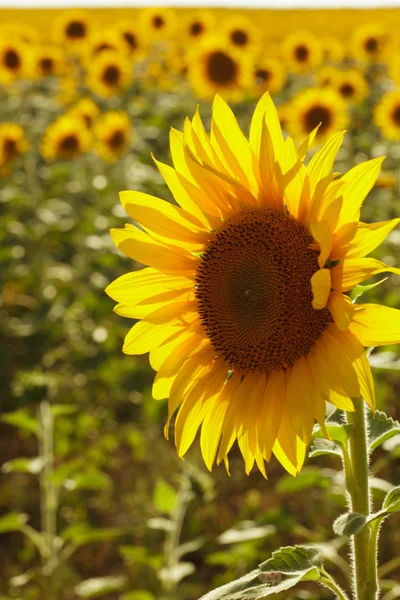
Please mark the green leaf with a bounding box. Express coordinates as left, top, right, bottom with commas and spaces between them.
278, 467, 335, 494
61, 523, 124, 546
2, 457, 44, 475
64, 468, 112, 491
120, 592, 155, 600
200, 546, 323, 599
368, 351, 400, 371
333, 513, 367, 536
159, 561, 195, 585
308, 438, 343, 458
75, 576, 127, 598
217, 521, 276, 544
51, 458, 85, 487
1, 410, 38, 435
153, 479, 177, 515
368, 410, 400, 451
50, 404, 78, 417
0, 512, 29, 534
350, 278, 387, 302
383, 486, 400, 513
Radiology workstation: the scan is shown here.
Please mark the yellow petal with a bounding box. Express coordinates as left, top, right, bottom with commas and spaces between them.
297, 126, 320, 161
273, 413, 306, 476
105, 268, 192, 304
306, 131, 346, 199
110, 225, 199, 274
114, 288, 194, 319
286, 357, 316, 444
310, 340, 355, 409
311, 268, 331, 309
257, 369, 286, 461
316, 330, 361, 398
249, 92, 284, 161
338, 218, 400, 260
349, 304, 400, 347
330, 257, 400, 292
327, 292, 358, 331
336, 157, 385, 228
310, 221, 333, 268
258, 115, 283, 212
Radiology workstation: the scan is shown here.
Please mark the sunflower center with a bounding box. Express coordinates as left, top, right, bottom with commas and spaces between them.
40, 57, 54, 74
4, 138, 17, 160
340, 83, 355, 98
207, 51, 237, 85
195, 208, 330, 375
59, 134, 79, 155
4, 49, 20, 70
103, 65, 120, 85
66, 21, 86, 39
108, 130, 125, 149
304, 105, 332, 134
256, 68, 271, 84
295, 44, 309, 62
124, 32, 137, 49
365, 37, 378, 53
190, 21, 204, 36
231, 29, 248, 46
152, 16, 165, 29
392, 106, 400, 126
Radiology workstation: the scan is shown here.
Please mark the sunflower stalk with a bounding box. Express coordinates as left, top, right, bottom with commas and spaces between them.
345, 399, 379, 600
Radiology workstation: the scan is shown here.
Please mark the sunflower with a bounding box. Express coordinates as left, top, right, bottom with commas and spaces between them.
187, 37, 252, 101
41, 115, 91, 161
54, 9, 92, 50
0, 123, 28, 175
286, 87, 349, 144
221, 14, 260, 53
93, 111, 132, 163
86, 50, 132, 99
106, 93, 400, 477
252, 57, 286, 97
67, 97, 101, 129
334, 69, 368, 104
112, 20, 146, 59
0, 39, 30, 84
350, 23, 389, 63
35, 45, 65, 78
320, 36, 344, 64
315, 65, 341, 88
0, 23, 39, 46
281, 30, 323, 73
374, 91, 400, 140
83, 31, 127, 65
139, 7, 177, 42
388, 55, 400, 86
183, 10, 216, 42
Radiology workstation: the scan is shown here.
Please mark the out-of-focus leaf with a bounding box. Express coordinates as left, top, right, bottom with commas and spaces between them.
147, 517, 173, 532
368, 410, 400, 451
61, 523, 124, 546
218, 521, 276, 545
9, 569, 37, 587
120, 592, 155, 600
159, 561, 195, 585
176, 537, 205, 558
277, 468, 334, 493
369, 351, 400, 371
2, 457, 44, 475
1, 410, 38, 435
383, 486, 400, 512
153, 479, 177, 515
0, 512, 29, 534
64, 468, 112, 491
75, 576, 127, 598
50, 404, 78, 417
51, 458, 85, 486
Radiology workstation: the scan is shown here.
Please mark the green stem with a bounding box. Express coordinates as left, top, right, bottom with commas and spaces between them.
320, 568, 351, 600
345, 399, 378, 600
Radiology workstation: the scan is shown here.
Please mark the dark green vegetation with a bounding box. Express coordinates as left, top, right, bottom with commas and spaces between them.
1, 92, 400, 600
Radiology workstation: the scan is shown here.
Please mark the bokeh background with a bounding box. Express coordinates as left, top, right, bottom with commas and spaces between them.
1, 5, 400, 600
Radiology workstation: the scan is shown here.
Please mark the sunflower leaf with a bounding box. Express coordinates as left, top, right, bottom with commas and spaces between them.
309, 438, 343, 458
199, 546, 324, 599
368, 410, 400, 451
382, 486, 400, 513
333, 512, 367, 536
350, 278, 388, 303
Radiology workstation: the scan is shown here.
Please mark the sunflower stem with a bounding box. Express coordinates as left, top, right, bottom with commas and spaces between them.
345, 399, 378, 600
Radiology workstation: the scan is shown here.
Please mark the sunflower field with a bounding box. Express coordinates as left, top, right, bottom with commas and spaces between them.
1, 5, 400, 600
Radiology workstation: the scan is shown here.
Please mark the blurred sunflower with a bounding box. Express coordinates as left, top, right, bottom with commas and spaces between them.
221, 14, 260, 53
86, 50, 132, 98
41, 115, 91, 161
374, 91, 400, 140
281, 30, 323, 73
315, 65, 341, 88
252, 57, 286, 96
139, 7, 177, 42
67, 97, 101, 129
54, 9, 92, 51
388, 55, 400, 86
320, 36, 344, 64
113, 20, 145, 59
0, 39, 30, 84
350, 23, 388, 63
183, 10, 216, 42
0, 123, 29, 175
0, 23, 39, 46
287, 87, 349, 143
188, 38, 251, 100
35, 45, 65, 78
84, 31, 127, 65
334, 70, 368, 104
93, 111, 132, 162
107, 93, 400, 477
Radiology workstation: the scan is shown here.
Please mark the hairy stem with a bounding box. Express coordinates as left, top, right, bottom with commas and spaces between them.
345, 399, 378, 600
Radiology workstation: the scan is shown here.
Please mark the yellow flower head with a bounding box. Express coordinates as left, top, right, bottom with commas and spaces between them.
54, 9, 92, 50
83, 30, 127, 66
334, 69, 368, 104
320, 36, 344, 64
252, 57, 286, 97
221, 14, 260, 53
286, 87, 349, 144
139, 7, 177, 42
182, 10, 216, 42
315, 65, 341, 88
0, 39, 31, 84
374, 91, 400, 140
107, 94, 400, 477
112, 19, 146, 59
281, 30, 323, 73
67, 97, 101, 129
86, 50, 133, 99
350, 23, 390, 63
93, 111, 132, 163
0, 123, 29, 174
187, 36, 252, 101
41, 115, 91, 161
35, 45, 66, 78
